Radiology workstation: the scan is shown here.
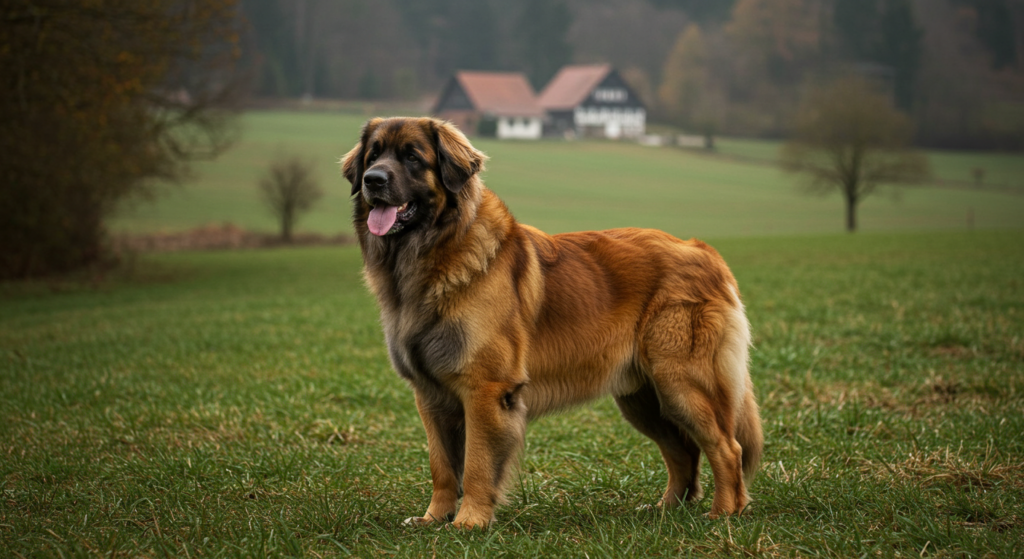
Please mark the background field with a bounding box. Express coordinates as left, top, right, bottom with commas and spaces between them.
111, 111, 1024, 239
2, 230, 1022, 557
6, 111, 1024, 556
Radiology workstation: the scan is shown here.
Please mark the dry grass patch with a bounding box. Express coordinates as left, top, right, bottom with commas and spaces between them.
859, 446, 1024, 491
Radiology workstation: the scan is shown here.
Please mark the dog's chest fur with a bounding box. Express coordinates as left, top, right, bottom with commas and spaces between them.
365, 198, 514, 388
381, 305, 466, 385
365, 252, 493, 389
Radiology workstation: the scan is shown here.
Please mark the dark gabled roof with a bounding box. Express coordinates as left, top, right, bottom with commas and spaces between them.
538, 64, 612, 111
442, 71, 544, 118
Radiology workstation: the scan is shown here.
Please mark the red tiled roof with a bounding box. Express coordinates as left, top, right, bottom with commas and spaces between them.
455, 72, 544, 118
538, 64, 612, 110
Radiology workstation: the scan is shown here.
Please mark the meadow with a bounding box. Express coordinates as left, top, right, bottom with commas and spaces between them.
3, 110, 1023, 557
2, 231, 1022, 557
111, 111, 1024, 239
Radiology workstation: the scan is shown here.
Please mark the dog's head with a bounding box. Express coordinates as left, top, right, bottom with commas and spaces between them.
342, 117, 487, 239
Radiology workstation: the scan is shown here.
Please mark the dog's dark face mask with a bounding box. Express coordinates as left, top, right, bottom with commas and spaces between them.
342, 118, 486, 239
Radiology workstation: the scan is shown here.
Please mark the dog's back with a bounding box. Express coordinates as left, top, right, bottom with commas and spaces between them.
514, 221, 763, 514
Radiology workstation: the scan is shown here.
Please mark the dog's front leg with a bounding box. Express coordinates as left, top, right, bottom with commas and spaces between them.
453, 381, 526, 529
405, 391, 465, 526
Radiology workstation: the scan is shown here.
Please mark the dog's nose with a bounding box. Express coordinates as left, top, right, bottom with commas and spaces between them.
363, 168, 388, 189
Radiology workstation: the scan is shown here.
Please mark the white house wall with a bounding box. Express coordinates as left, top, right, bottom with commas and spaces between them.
497, 116, 542, 140
573, 107, 646, 138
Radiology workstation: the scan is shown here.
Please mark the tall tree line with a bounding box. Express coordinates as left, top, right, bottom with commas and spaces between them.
240, 0, 573, 100
833, 0, 923, 110
655, 0, 1024, 148
240, 0, 1023, 148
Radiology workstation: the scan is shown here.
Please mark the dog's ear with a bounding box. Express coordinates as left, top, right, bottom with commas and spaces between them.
341, 118, 382, 196
340, 143, 363, 196
431, 119, 488, 194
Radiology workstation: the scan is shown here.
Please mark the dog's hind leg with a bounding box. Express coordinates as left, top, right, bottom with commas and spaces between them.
615, 382, 703, 507
641, 300, 755, 517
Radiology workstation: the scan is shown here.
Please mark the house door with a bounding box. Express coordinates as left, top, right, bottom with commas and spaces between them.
605, 120, 621, 139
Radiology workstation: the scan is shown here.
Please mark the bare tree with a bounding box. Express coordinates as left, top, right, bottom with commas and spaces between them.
781, 77, 930, 232
258, 156, 324, 242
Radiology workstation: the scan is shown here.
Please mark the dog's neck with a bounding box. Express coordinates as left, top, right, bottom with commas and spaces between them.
362, 177, 513, 309
425, 184, 511, 301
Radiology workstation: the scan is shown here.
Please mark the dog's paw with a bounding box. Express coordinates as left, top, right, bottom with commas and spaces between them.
451, 518, 489, 530
451, 512, 494, 529
402, 516, 435, 527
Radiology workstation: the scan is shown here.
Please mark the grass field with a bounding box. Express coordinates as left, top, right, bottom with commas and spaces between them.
111, 111, 1024, 239
8, 110, 1024, 556
2, 229, 1023, 557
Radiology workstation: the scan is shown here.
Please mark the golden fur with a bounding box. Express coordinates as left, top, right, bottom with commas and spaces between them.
341, 117, 763, 528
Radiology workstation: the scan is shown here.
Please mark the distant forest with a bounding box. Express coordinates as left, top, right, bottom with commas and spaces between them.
239, 0, 1024, 149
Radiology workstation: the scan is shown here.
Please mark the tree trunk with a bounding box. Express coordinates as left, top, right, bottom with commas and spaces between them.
282, 213, 293, 243
845, 194, 857, 232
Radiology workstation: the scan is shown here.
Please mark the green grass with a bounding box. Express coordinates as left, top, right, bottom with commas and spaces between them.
3, 230, 1023, 557
112, 111, 1024, 238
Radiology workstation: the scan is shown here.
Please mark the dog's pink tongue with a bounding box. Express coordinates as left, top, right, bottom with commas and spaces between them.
368, 205, 398, 236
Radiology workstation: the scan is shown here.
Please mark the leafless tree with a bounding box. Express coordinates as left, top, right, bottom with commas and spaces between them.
781, 77, 930, 232
258, 156, 324, 242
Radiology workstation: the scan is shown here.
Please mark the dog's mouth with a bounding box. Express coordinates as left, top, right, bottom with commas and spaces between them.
367, 201, 416, 236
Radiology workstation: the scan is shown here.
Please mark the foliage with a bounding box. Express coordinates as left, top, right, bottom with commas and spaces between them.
392, 0, 499, 78
833, 0, 923, 110
646, 0, 737, 22
258, 156, 324, 242
230, 1, 1022, 148
1, 230, 1022, 557
726, 0, 826, 83
874, 0, 924, 110
954, 0, 1018, 70
709, 0, 831, 136
0, 0, 244, 279
781, 78, 930, 232
249, 0, 570, 99
658, 24, 708, 130
517, 0, 573, 89
240, 0, 300, 96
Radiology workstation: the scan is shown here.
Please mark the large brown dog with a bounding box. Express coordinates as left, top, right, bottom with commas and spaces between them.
341, 117, 762, 528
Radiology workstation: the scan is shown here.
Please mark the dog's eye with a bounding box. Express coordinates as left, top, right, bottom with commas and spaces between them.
406, 153, 419, 164
367, 151, 378, 163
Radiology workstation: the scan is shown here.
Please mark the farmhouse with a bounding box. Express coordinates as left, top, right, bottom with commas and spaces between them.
432, 71, 544, 140
539, 64, 646, 139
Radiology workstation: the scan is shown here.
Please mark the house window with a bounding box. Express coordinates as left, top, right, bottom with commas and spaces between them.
593, 88, 627, 102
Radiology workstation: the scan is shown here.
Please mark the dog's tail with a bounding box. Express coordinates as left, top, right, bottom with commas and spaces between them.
736, 386, 763, 485
721, 286, 763, 486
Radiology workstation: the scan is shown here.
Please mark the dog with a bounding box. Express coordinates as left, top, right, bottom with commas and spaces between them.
341, 117, 762, 529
